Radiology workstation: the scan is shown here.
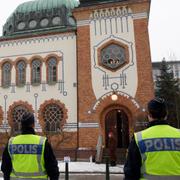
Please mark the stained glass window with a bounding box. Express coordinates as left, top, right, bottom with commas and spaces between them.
32, 59, 41, 84
47, 58, 57, 83
101, 44, 126, 70
2, 62, 11, 87
17, 60, 26, 86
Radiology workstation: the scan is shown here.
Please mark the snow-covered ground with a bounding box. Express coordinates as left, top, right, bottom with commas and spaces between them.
58, 161, 124, 173
0, 161, 124, 177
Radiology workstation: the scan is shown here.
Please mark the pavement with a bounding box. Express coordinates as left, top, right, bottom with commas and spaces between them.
0, 173, 124, 180
60, 173, 124, 180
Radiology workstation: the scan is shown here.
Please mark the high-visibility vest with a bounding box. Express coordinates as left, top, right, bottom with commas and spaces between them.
8, 134, 48, 180
135, 124, 180, 180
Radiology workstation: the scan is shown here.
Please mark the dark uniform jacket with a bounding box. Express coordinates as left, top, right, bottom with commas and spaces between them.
1, 128, 59, 180
124, 120, 168, 180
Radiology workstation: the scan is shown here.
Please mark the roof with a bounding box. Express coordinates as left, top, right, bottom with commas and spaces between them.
15, 0, 79, 13
79, 0, 128, 7
2, 0, 80, 38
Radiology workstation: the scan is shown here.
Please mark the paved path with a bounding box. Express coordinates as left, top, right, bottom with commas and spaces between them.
0, 173, 124, 180
60, 173, 124, 180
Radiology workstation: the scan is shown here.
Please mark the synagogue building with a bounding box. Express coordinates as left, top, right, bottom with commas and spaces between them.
0, 0, 153, 161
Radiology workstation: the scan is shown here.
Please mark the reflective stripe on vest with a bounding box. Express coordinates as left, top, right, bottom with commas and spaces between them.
9, 136, 47, 178
137, 133, 180, 153
10, 178, 47, 180
136, 132, 147, 176
143, 174, 180, 180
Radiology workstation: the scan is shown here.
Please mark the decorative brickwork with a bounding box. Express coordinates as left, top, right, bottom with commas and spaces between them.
38, 99, 70, 150
7, 101, 34, 128
38, 99, 68, 133
95, 94, 143, 143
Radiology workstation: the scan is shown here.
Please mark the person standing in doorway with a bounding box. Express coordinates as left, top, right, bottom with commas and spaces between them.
124, 98, 180, 180
108, 130, 117, 166
1, 112, 59, 180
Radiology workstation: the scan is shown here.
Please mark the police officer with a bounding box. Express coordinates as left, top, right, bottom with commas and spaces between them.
1, 112, 59, 180
124, 98, 180, 180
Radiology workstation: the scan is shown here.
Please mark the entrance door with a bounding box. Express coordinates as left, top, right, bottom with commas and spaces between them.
105, 109, 129, 148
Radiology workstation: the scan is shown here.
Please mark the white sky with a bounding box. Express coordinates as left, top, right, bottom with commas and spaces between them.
0, 0, 180, 61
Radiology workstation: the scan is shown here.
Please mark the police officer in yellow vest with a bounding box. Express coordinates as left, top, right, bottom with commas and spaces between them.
124, 98, 180, 180
1, 112, 59, 180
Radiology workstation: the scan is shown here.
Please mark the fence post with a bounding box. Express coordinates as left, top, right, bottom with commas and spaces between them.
65, 162, 69, 180
106, 156, 110, 180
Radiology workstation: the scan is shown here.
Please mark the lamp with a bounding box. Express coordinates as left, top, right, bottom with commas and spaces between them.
111, 92, 118, 101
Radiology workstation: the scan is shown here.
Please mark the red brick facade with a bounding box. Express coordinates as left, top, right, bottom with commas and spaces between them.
74, 0, 154, 153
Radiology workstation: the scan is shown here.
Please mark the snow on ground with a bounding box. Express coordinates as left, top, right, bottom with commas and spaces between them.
0, 161, 124, 174
58, 161, 124, 173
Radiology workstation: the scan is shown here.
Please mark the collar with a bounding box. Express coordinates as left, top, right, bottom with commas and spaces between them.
147, 120, 168, 128
21, 127, 36, 134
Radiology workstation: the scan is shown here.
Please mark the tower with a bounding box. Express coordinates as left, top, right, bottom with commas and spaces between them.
73, 0, 153, 161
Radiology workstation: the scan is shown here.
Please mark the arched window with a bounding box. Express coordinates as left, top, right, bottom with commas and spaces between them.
43, 104, 63, 133
32, 59, 41, 84
17, 60, 26, 86
2, 62, 11, 87
12, 105, 29, 134
47, 57, 57, 83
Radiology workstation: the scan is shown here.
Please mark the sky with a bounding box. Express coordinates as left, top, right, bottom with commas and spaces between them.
0, 0, 180, 62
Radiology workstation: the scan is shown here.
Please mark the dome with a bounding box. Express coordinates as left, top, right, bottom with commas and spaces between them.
15, 0, 79, 13
2, 0, 80, 37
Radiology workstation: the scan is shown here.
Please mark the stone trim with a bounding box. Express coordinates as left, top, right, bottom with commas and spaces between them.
7, 101, 34, 128
0, 32, 76, 48
38, 99, 68, 133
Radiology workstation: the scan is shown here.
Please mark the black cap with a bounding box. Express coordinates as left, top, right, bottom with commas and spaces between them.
21, 112, 35, 129
147, 98, 167, 119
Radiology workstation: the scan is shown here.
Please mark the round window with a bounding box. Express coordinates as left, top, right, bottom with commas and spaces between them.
52, 17, 61, 25
68, 17, 75, 25
29, 20, 37, 29
40, 18, 49, 27
17, 22, 25, 30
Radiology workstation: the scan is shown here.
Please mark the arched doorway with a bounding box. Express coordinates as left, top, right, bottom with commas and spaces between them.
105, 109, 129, 149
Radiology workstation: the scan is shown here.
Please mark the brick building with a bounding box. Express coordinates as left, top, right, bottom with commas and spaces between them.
0, 0, 154, 161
